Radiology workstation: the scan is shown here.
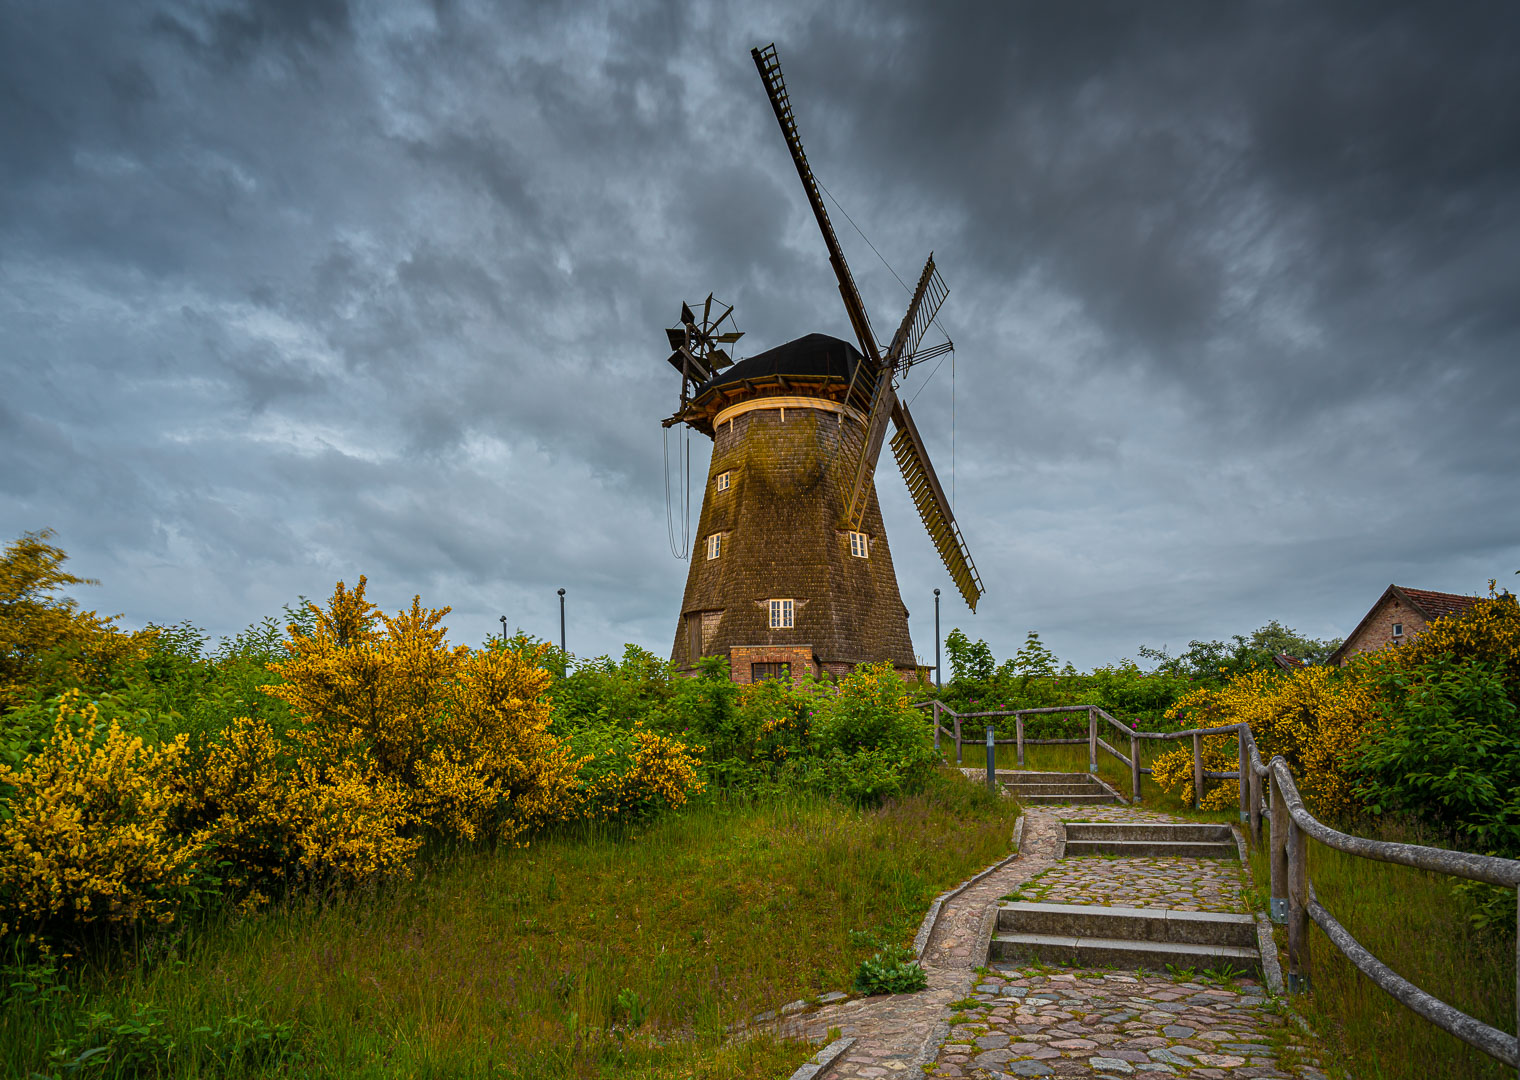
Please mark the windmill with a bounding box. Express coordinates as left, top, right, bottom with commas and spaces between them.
659, 44, 984, 682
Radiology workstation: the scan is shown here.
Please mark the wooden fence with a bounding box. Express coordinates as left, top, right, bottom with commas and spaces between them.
921, 700, 1520, 1076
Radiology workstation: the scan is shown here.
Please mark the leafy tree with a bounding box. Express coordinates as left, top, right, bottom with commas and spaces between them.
0, 530, 154, 710
1011, 631, 1059, 679
943, 628, 994, 683
1139, 620, 1342, 683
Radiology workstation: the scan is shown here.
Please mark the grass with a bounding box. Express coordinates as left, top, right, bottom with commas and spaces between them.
946, 736, 1236, 819
1244, 824, 1516, 1080
0, 771, 1021, 1079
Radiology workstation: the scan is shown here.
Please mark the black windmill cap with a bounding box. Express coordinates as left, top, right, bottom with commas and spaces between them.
694, 333, 863, 396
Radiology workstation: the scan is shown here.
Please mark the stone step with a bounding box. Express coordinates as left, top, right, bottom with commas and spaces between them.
997, 902, 1257, 949
998, 771, 1093, 781
1064, 822, 1231, 843
1064, 838, 1238, 858
1016, 793, 1121, 805
1005, 782, 1106, 796
990, 931, 1261, 976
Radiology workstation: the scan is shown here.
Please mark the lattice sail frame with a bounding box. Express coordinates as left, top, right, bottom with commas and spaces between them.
752, 43, 983, 612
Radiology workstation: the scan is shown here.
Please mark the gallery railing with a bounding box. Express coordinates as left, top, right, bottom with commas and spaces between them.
921, 699, 1520, 1075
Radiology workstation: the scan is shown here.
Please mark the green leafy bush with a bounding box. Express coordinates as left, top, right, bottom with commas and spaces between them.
1356, 655, 1520, 927
851, 945, 927, 995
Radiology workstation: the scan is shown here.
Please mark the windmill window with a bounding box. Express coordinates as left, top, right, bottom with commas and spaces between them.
706, 533, 722, 560
716, 471, 730, 492
752, 662, 790, 682
1392, 623, 1403, 637
769, 599, 794, 629
849, 531, 869, 558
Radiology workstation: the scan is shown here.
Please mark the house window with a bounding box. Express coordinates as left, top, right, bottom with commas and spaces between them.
752, 662, 790, 682
849, 531, 869, 558
716, 471, 730, 491
768, 599, 794, 629
706, 533, 722, 560
1392, 623, 1403, 637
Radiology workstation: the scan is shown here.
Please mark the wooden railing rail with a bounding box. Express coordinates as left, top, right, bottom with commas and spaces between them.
919, 697, 1520, 1074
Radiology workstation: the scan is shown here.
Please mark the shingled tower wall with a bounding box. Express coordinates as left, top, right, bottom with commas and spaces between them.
668, 334, 916, 683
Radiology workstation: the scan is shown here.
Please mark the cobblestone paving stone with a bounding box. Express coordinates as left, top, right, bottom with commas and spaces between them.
928, 967, 1323, 1080
1050, 807, 1199, 825
1011, 857, 1249, 914
769, 799, 1319, 1080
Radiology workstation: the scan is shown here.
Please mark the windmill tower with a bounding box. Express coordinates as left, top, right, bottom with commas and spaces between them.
660, 44, 983, 683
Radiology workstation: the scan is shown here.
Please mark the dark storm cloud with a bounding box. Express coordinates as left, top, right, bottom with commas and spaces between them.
1, 0, 1516, 669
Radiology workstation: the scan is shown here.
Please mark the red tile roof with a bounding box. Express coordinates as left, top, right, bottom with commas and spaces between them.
1394, 587, 1479, 621
1328, 584, 1481, 665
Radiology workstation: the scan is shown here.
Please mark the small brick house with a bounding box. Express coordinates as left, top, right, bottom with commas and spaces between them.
1327, 585, 1478, 667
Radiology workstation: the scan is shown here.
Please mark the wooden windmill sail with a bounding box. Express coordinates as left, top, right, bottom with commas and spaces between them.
661, 44, 983, 682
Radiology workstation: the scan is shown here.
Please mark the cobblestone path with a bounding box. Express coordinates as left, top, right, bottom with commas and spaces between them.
1012, 856, 1248, 913
773, 802, 1325, 1080
933, 968, 1325, 1079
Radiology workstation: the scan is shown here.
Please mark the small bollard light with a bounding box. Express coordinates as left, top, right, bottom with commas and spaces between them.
986, 725, 996, 793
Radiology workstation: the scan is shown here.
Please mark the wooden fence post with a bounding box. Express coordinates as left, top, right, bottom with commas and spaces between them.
1088, 706, 1097, 773
955, 712, 962, 766
1248, 735, 1262, 845
1130, 732, 1141, 804
933, 701, 941, 753
1269, 767, 1288, 924
1192, 731, 1204, 810
1016, 713, 1024, 768
1287, 813, 1311, 993
1237, 726, 1249, 824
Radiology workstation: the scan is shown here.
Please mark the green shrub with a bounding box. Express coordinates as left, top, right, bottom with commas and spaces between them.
851, 945, 927, 995
1357, 656, 1520, 857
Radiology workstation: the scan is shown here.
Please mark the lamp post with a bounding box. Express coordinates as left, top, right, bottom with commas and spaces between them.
934, 588, 941, 690
557, 588, 566, 655
499, 615, 507, 647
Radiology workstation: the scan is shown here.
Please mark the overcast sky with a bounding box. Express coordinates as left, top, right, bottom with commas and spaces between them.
3, 0, 1517, 672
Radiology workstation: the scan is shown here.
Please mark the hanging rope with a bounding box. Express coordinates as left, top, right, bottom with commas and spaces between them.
817, 179, 955, 347
663, 425, 691, 560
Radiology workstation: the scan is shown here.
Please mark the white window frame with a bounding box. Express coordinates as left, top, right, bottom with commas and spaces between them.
1392, 622, 1403, 637
769, 598, 794, 629
706, 533, 722, 560
716, 471, 730, 492
849, 531, 869, 558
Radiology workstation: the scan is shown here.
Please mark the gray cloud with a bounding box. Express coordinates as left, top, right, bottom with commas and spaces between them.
2, 0, 1516, 670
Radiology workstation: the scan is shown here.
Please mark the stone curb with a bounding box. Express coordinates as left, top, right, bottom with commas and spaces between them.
1229, 821, 1250, 862
729, 991, 852, 1035
911, 814, 1026, 960
1255, 911, 1286, 997
784, 1035, 855, 1080
1233, 822, 1286, 998
1091, 772, 1129, 804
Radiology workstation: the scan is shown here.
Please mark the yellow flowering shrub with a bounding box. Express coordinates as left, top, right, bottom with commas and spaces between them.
1150, 737, 1240, 810
743, 677, 813, 765
188, 716, 419, 898
569, 724, 705, 821
284, 758, 419, 887
264, 577, 583, 846
0, 692, 204, 937
1398, 592, 1520, 680
1159, 664, 1379, 817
